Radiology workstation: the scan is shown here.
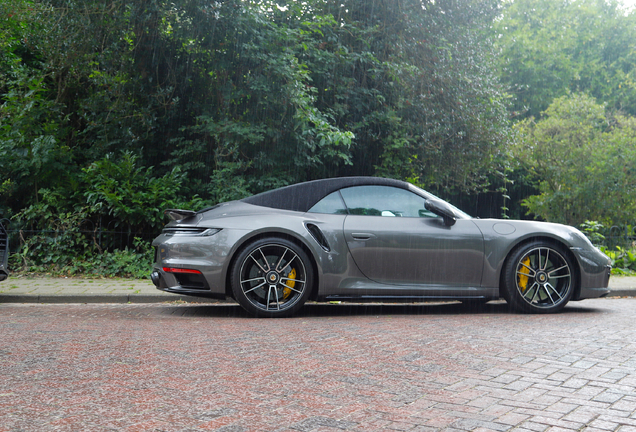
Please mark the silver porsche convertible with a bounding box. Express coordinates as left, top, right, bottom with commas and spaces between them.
151, 177, 611, 317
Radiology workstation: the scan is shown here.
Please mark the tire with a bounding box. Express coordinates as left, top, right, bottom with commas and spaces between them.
231, 237, 314, 317
502, 241, 576, 313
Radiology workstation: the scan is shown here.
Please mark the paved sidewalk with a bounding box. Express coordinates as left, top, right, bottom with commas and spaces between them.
0, 276, 219, 304
0, 275, 634, 303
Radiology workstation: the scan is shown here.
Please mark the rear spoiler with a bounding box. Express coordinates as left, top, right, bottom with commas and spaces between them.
164, 209, 197, 222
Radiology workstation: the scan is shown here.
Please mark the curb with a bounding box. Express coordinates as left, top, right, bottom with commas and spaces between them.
0, 294, 220, 304
1, 292, 634, 304
606, 289, 636, 298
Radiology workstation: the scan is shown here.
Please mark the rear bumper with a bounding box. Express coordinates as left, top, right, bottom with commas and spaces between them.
151, 268, 226, 300
158, 285, 226, 300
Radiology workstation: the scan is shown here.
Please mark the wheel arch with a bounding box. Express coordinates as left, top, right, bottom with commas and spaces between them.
498, 236, 581, 300
223, 230, 321, 301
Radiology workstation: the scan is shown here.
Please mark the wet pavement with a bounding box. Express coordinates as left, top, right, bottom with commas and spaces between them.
1, 298, 636, 431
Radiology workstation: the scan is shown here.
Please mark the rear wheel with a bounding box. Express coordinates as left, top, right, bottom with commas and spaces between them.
503, 242, 575, 313
231, 237, 313, 317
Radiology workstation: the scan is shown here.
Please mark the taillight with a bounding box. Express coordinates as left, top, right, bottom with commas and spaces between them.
162, 267, 202, 274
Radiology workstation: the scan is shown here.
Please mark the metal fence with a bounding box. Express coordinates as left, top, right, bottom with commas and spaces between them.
0, 218, 156, 255
605, 224, 636, 250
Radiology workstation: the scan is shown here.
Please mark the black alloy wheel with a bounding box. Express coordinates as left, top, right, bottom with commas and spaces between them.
503, 241, 575, 313
231, 237, 313, 317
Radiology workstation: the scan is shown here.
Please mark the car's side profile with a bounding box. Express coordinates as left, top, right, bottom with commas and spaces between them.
151, 177, 611, 317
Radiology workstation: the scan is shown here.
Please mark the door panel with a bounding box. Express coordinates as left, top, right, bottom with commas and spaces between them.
343, 216, 484, 287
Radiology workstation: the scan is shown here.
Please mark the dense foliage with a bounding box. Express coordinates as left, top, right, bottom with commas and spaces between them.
1, 0, 636, 276
513, 94, 636, 226
494, 0, 636, 118
0, 0, 512, 274
1, 0, 508, 217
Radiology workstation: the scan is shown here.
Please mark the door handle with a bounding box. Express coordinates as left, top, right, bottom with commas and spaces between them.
351, 233, 375, 240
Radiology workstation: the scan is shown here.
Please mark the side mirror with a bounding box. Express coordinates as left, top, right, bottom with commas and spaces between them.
424, 199, 456, 226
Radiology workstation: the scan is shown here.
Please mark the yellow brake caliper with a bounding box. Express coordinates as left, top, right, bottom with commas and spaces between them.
518, 258, 531, 292
283, 268, 296, 299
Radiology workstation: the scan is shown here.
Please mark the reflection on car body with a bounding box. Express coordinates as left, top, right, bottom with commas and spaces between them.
151, 177, 611, 317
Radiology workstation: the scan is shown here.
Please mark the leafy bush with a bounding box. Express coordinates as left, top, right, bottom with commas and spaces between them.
601, 246, 636, 276
580, 220, 606, 246
514, 94, 636, 226
82, 152, 206, 233
9, 232, 153, 279
9, 202, 155, 278
580, 220, 635, 275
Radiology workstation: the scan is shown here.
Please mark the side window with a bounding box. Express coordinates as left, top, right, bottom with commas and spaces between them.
339, 186, 436, 218
307, 191, 348, 214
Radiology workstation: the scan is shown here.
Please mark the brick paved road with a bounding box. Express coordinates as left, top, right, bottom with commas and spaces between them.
1, 299, 636, 432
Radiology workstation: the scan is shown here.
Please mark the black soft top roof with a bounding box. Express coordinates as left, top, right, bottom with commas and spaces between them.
241, 177, 410, 213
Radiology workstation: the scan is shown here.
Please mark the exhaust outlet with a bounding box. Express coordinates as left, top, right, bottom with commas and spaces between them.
150, 271, 161, 287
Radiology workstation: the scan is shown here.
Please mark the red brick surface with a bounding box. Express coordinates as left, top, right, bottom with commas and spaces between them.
1, 299, 636, 431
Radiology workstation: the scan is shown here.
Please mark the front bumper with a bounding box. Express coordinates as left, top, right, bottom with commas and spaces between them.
577, 286, 610, 300
572, 246, 612, 299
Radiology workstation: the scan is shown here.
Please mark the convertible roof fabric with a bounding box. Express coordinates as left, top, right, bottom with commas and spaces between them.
241, 177, 409, 213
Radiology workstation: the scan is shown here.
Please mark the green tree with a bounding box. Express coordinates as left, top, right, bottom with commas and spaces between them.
514, 93, 636, 225
495, 0, 636, 118
2, 0, 512, 226
0, 1, 68, 211
162, 1, 354, 195
304, 0, 510, 192
82, 152, 202, 233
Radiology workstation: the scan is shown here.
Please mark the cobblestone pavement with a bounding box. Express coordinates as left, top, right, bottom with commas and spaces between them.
1, 299, 636, 432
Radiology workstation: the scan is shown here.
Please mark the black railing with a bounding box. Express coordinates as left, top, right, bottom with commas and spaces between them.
605, 224, 636, 250
0, 220, 8, 277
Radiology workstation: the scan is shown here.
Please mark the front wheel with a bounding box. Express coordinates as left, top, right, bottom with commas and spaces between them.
231, 237, 314, 317
502, 242, 576, 313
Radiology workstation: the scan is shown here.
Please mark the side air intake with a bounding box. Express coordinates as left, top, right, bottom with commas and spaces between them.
305, 223, 331, 252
